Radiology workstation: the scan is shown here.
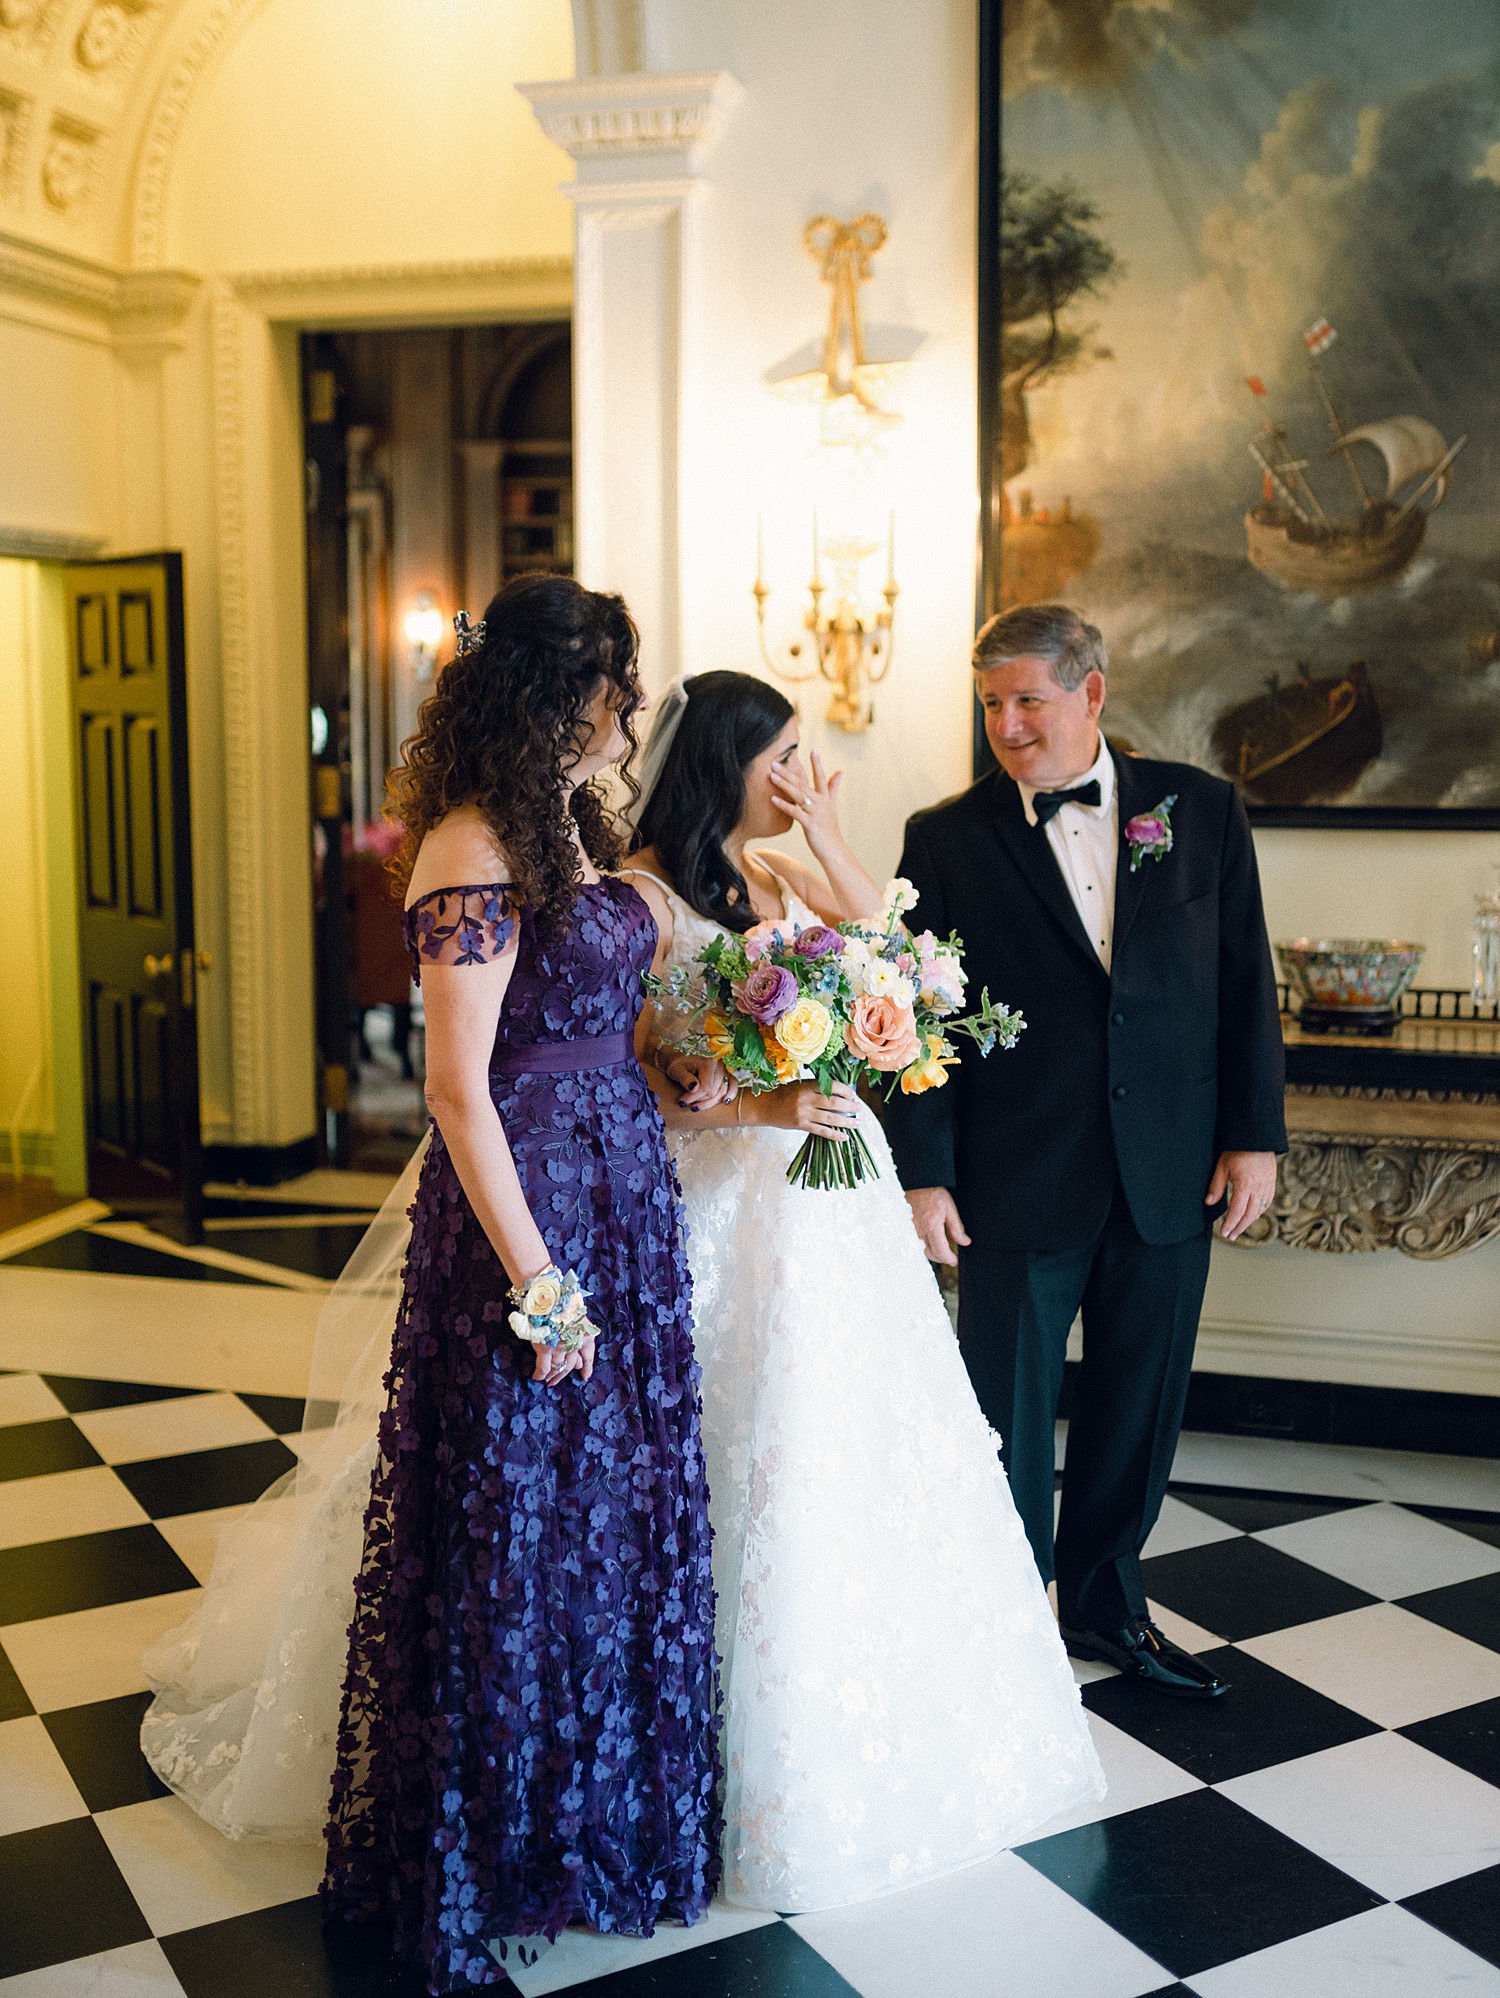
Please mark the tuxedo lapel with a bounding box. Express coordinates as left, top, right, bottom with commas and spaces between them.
1110, 749, 1153, 964
981, 771, 1107, 976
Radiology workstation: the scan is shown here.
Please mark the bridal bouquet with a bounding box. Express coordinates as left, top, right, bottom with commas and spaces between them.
676, 879, 1024, 1190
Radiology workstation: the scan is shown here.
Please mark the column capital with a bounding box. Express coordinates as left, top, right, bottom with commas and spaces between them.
517, 69, 741, 185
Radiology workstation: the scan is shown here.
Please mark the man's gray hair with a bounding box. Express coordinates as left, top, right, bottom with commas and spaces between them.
972, 603, 1107, 691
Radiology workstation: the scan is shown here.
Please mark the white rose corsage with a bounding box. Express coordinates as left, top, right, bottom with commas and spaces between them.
506, 1263, 598, 1356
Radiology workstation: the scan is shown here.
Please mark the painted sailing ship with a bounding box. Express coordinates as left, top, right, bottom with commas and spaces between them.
1244, 319, 1465, 597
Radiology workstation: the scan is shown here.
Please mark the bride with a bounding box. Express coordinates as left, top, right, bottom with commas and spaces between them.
621, 670, 1103, 1913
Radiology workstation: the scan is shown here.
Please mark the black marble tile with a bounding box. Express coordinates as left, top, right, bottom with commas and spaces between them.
42, 1373, 198, 1414
164, 1898, 439, 1998
2, 1229, 274, 1284
115, 1437, 299, 1519
1016, 1788, 1379, 1979
207, 1223, 370, 1282
0, 1639, 32, 1720
42, 1689, 170, 1811
1164, 1484, 1364, 1534
0, 1523, 197, 1625
237, 1391, 307, 1435
1401, 1695, 1500, 1789
0, 1817, 150, 1978
1081, 1645, 1379, 1783
554, 1920, 862, 1997
1402, 1860, 1500, 1969
0, 1416, 101, 1483
1408, 1504, 1500, 1552
1399, 1571, 1500, 1654
1141, 1535, 1378, 1642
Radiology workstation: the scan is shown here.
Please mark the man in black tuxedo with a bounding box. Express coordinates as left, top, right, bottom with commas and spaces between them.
885, 604, 1286, 1699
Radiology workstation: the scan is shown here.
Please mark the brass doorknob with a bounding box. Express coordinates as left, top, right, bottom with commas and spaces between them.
144, 953, 173, 978
195, 951, 214, 971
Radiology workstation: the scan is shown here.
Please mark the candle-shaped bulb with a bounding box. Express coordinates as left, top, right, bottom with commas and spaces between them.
886, 509, 895, 586
756, 512, 765, 588
812, 508, 821, 584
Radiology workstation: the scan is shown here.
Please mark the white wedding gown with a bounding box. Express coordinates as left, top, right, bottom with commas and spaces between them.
636, 866, 1104, 1913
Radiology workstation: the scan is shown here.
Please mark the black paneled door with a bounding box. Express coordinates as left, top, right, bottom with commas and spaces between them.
66, 554, 204, 1239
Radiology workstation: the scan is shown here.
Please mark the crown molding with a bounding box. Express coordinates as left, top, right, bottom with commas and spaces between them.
225, 253, 572, 326
517, 68, 740, 172
0, 222, 197, 335
0, 521, 108, 561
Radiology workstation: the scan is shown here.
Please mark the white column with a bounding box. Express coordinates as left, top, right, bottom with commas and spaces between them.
518, 70, 739, 691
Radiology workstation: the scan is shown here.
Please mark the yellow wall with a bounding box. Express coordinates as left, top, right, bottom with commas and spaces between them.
0, 559, 84, 1189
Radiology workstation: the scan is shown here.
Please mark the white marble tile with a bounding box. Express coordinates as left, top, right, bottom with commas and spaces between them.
501, 1902, 779, 1994
1143, 1495, 1245, 1560
0, 1466, 149, 1552
0, 1267, 321, 1399
2, 1589, 200, 1712
789, 1848, 1171, 1998
152, 1504, 252, 1586
1070, 1656, 1117, 1687
0, 1714, 89, 1835
72, 1393, 274, 1466
93, 1795, 324, 1936
1256, 1501, 1500, 1600
1039, 1713, 1204, 1836
1240, 1602, 1500, 1728
1186, 1902, 1500, 1997
0, 1938, 186, 1997
1171, 1431, 1500, 1512
0, 1374, 67, 1428
1219, 1729, 1500, 1899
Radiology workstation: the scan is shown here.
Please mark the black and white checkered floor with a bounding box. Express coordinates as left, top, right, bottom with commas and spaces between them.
1, 1187, 1498, 1995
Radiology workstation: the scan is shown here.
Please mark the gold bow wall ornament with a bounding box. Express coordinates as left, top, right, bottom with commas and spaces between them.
755, 211, 902, 733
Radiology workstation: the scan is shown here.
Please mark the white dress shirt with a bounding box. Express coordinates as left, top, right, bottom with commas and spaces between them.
1017, 733, 1119, 973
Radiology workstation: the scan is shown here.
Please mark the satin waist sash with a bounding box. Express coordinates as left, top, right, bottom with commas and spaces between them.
490, 1029, 635, 1078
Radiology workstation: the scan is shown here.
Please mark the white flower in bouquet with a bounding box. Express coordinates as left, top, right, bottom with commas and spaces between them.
861, 959, 916, 1008
882, 877, 920, 920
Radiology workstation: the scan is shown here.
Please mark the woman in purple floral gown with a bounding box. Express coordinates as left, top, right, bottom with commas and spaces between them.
320, 576, 722, 1990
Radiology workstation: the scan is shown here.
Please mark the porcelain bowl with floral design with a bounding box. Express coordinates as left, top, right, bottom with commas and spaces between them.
1275, 937, 1425, 1015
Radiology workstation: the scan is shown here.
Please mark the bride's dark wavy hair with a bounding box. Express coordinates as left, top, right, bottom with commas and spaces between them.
388, 574, 643, 934
633, 670, 795, 933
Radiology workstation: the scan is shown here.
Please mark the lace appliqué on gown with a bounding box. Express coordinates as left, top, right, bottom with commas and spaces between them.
647, 865, 1105, 1912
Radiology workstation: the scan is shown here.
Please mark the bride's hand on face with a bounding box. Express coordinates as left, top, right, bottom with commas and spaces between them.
770, 749, 845, 854
755, 1078, 859, 1137
664, 1052, 737, 1109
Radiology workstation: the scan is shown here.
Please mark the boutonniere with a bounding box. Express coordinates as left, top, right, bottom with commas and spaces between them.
1124, 794, 1177, 873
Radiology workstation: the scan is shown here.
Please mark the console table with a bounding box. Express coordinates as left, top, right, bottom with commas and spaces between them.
1241, 998, 1500, 1260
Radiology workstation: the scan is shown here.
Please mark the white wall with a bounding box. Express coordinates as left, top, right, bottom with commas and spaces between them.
0, 561, 55, 1170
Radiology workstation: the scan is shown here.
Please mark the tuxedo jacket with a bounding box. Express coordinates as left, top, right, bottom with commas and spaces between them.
883, 748, 1288, 1253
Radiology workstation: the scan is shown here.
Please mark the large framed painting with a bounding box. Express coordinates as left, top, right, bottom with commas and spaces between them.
979, 0, 1500, 825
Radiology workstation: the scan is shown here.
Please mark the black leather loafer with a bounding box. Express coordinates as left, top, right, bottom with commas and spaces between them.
1060, 1616, 1230, 1699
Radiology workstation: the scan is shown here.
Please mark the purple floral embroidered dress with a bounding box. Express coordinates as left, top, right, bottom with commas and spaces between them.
321, 879, 722, 1991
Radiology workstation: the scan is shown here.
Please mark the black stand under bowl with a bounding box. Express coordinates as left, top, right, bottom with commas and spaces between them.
1294, 1002, 1400, 1037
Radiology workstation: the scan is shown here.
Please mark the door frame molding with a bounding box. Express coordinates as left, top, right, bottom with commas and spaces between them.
208, 256, 572, 1146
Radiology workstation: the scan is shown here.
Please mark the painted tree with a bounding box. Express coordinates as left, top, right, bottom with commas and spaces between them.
1000, 171, 1120, 484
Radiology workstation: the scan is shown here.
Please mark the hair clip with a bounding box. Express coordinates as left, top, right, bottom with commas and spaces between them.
453, 610, 487, 658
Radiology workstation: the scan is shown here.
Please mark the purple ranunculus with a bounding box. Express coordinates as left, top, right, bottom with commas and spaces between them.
734, 962, 799, 1024
1124, 813, 1169, 849
793, 925, 844, 960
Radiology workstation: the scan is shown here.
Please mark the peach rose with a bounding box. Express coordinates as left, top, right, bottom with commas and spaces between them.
847, 994, 921, 1071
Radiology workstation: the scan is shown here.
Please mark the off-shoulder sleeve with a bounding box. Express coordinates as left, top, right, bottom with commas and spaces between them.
402, 884, 518, 976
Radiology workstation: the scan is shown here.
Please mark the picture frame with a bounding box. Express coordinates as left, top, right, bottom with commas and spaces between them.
978, 0, 1500, 828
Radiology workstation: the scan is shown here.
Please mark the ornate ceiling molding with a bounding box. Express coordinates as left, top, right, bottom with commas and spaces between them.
518, 69, 740, 170
0, 219, 195, 330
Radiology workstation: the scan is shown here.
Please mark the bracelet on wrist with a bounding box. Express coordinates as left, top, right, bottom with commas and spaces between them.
506, 1263, 599, 1356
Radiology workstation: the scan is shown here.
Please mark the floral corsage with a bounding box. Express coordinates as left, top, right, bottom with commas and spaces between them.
1125, 794, 1178, 873
507, 1264, 598, 1355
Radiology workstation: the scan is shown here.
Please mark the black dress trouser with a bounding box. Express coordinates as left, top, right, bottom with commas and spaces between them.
956, 1181, 1212, 1634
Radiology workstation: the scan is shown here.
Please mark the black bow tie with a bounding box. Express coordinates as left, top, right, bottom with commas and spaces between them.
1031, 779, 1101, 827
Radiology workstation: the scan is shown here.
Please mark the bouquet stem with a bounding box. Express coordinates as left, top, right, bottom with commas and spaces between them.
786, 1127, 879, 1190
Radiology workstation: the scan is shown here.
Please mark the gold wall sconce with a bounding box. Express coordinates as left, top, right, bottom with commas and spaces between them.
754, 212, 904, 734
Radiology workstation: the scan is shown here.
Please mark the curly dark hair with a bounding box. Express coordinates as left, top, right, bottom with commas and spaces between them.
632, 670, 795, 933
387, 574, 643, 934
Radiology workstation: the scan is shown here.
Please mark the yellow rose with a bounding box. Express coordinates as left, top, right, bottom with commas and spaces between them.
521, 1272, 562, 1318
899, 1032, 960, 1094
774, 997, 837, 1064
